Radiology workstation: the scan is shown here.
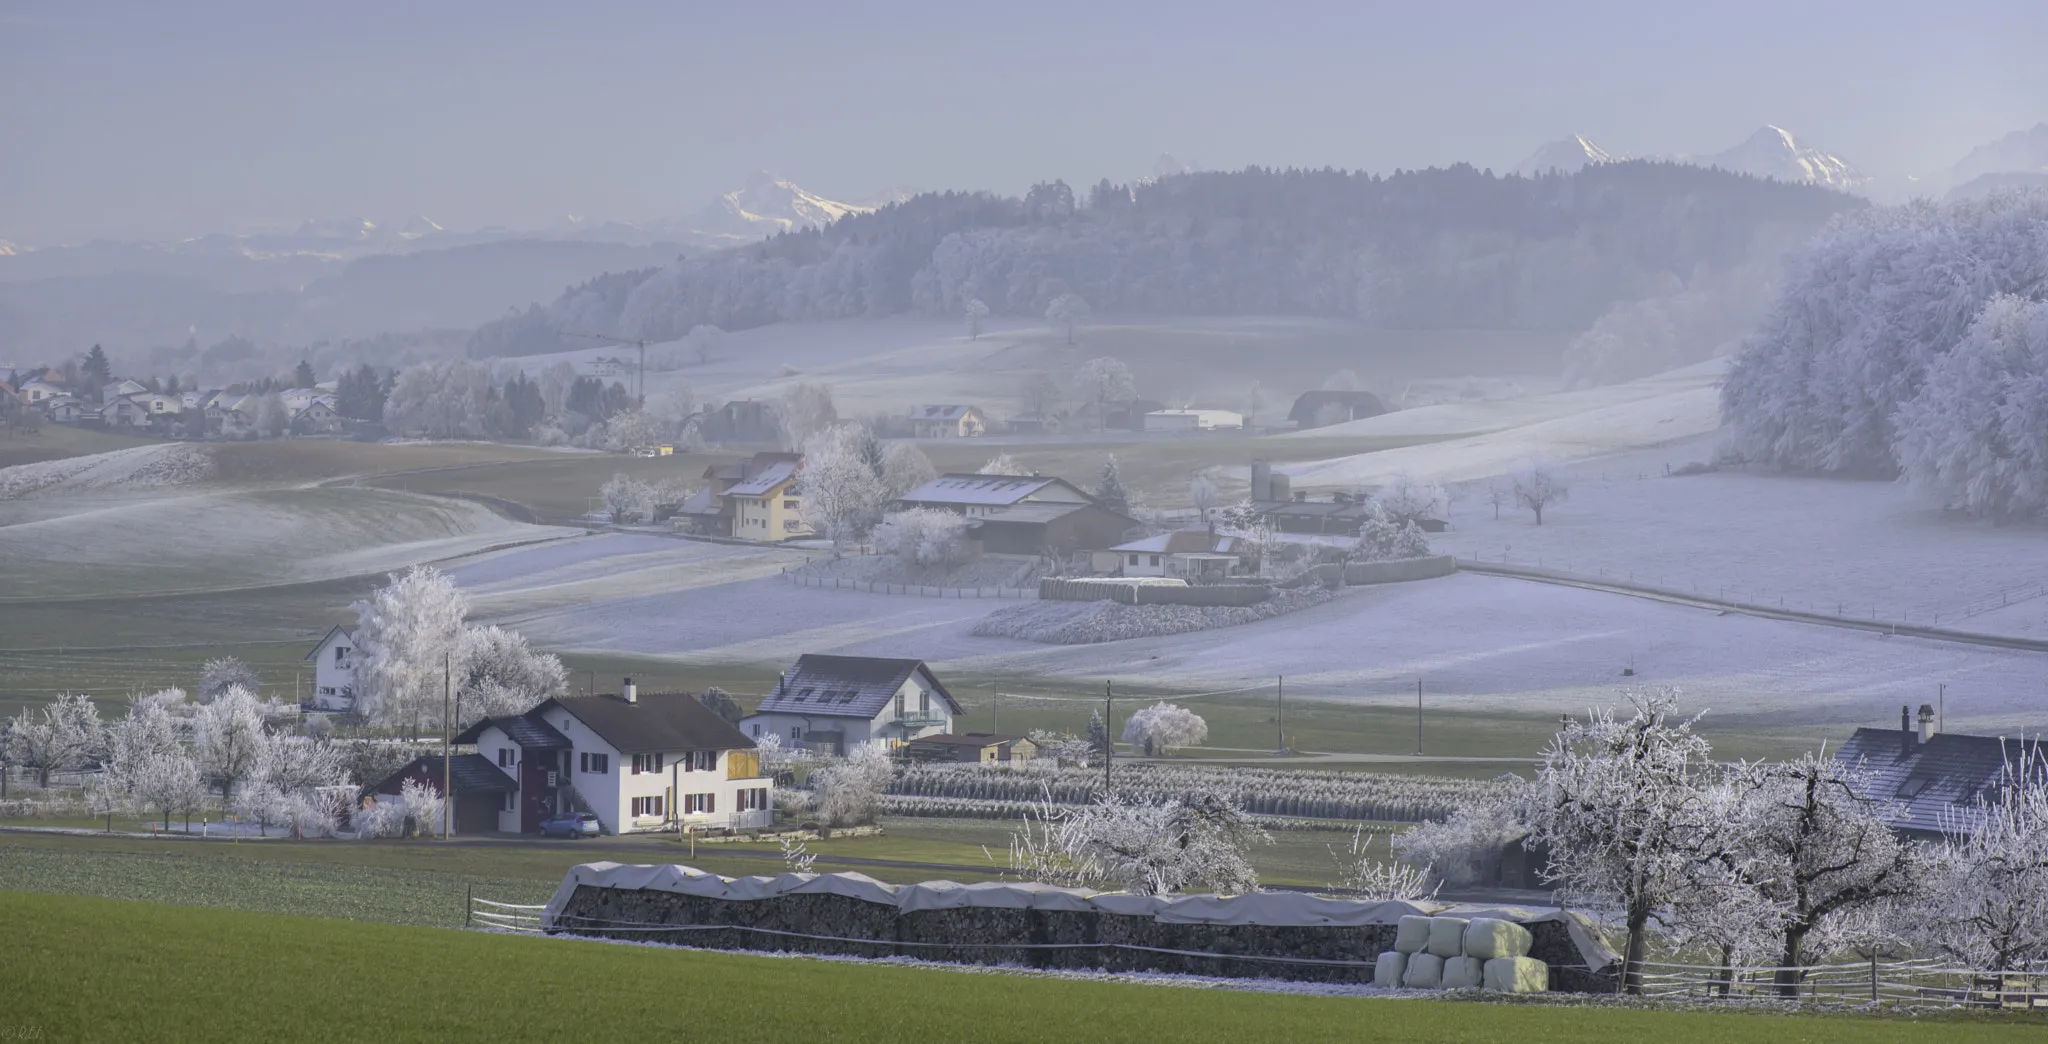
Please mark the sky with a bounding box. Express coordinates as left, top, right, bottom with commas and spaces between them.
2, 0, 2044, 245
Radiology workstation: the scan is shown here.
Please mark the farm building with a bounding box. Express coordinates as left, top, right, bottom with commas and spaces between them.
724, 460, 810, 542
1091, 530, 1249, 579
740, 655, 961, 755
966, 501, 1138, 558
895, 473, 1094, 518
676, 451, 802, 537
1142, 408, 1243, 432
455, 683, 771, 836
366, 754, 517, 835
1289, 390, 1389, 429
1835, 705, 2044, 840
1005, 411, 1061, 434
907, 404, 987, 438
903, 733, 1039, 766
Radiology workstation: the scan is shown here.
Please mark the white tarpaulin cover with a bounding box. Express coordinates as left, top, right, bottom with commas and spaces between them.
543, 863, 1618, 970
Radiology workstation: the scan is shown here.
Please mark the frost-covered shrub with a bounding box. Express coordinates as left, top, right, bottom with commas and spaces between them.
873, 508, 972, 571
810, 746, 893, 827
400, 777, 446, 838
1352, 503, 1430, 562
353, 795, 409, 838
1393, 789, 1530, 888
1120, 702, 1207, 756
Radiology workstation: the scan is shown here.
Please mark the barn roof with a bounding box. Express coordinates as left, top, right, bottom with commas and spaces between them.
753, 654, 962, 719
1835, 726, 2041, 836
539, 693, 756, 756
369, 753, 517, 796
898, 473, 1084, 507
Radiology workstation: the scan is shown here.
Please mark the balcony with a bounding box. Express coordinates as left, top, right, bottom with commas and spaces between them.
896, 712, 947, 730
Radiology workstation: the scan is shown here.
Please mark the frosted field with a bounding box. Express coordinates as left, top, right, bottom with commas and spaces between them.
1432, 435, 2048, 638
448, 532, 801, 618
459, 535, 2044, 732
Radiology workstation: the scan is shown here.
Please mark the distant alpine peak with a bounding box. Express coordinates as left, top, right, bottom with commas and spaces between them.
1704, 125, 1866, 189
693, 173, 870, 238
399, 215, 445, 238
1512, 135, 1619, 176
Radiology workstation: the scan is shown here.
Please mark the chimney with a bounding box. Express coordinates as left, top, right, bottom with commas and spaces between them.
1918, 703, 1936, 744
1901, 704, 1914, 753
622, 677, 637, 704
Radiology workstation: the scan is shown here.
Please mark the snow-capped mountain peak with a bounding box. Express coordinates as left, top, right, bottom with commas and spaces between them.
399, 215, 445, 239
1512, 135, 1619, 176
1703, 125, 1866, 189
691, 172, 870, 239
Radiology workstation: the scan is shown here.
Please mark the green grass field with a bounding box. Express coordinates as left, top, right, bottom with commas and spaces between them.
8, 891, 2039, 1043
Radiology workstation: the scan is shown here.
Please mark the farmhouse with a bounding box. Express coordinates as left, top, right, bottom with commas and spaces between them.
291, 398, 343, 435
1142, 408, 1243, 432
895, 473, 1093, 518
740, 655, 961, 754
98, 396, 149, 428
967, 501, 1138, 558
1091, 530, 1249, 579
1289, 389, 1388, 429
17, 376, 63, 405
40, 396, 91, 423
302, 626, 357, 712
724, 459, 809, 542
903, 732, 1038, 766
907, 404, 987, 438
454, 683, 772, 836
1835, 704, 2042, 840
366, 754, 519, 835
676, 451, 802, 537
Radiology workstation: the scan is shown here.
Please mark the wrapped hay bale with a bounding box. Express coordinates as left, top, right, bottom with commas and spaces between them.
1482, 956, 1549, 993
1401, 951, 1444, 989
1425, 916, 1469, 958
1461, 917, 1532, 960
1394, 915, 1432, 954
1441, 955, 1484, 990
1373, 951, 1407, 989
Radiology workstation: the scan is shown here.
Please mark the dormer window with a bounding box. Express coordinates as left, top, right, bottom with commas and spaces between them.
1897, 777, 1930, 798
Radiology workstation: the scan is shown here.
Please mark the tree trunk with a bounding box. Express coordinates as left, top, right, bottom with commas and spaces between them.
1715, 943, 1734, 998
1623, 906, 1651, 995
1533, 506, 1544, 526
1774, 927, 1809, 997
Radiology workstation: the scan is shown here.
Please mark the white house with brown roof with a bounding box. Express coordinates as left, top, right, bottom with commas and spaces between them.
740, 655, 961, 754
455, 683, 771, 835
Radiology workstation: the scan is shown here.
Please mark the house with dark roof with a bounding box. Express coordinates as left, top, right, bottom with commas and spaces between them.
1289, 390, 1389, 429
1834, 704, 2046, 839
907, 404, 987, 438
366, 754, 520, 835
895, 473, 1094, 518
740, 655, 962, 754
453, 681, 770, 835
903, 733, 1038, 766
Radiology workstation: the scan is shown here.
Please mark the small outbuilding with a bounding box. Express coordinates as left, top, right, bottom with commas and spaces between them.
903, 733, 1039, 766
365, 754, 518, 836
1142, 408, 1243, 432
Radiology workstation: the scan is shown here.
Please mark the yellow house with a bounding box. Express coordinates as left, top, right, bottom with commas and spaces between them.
908, 405, 986, 438
726, 460, 811, 541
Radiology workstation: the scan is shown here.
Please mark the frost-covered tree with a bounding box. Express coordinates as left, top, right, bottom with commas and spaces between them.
192, 685, 271, 804
811, 745, 893, 827
350, 566, 470, 736
1393, 787, 1529, 889
1511, 463, 1570, 525
799, 423, 892, 553
964, 298, 989, 340
1375, 472, 1447, 528
1085, 709, 1112, 764
1727, 752, 1924, 995
1485, 481, 1508, 521
198, 656, 261, 704
874, 508, 972, 571
600, 472, 655, 523
1352, 503, 1430, 562
979, 452, 1024, 476
386, 359, 500, 438
1071, 356, 1135, 413
1188, 472, 1219, 524
1893, 294, 2048, 520
1722, 192, 2048, 476
1527, 688, 1722, 993
4, 693, 102, 787
684, 323, 726, 365
401, 776, 448, 839
1329, 826, 1437, 901
1026, 729, 1096, 768
1092, 454, 1129, 514
778, 382, 838, 451
129, 747, 205, 831
1045, 293, 1091, 344
456, 625, 567, 725
602, 410, 664, 453
1067, 790, 1268, 895
1120, 702, 1207, 756
1923, 753, 2048, 974
252, 392, 290, 438
880, 441, 935, 499
779, 833, 816, 874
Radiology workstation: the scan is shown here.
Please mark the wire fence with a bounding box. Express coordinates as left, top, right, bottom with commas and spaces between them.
779, 571, 1035, 600
1631, 956, 2048, 1008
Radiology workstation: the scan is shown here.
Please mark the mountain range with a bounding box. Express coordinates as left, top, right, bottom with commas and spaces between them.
1513, 125, 1866, 190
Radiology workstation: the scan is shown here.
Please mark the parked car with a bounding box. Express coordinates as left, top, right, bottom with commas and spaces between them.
540, 811, 601, 838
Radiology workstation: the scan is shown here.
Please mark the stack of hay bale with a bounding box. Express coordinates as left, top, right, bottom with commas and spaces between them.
1373, 915, 1547, 993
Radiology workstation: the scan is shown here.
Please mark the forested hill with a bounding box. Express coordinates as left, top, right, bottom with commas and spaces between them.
468, 162, 1863, 357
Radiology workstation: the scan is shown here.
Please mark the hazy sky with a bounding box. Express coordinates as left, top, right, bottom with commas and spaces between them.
3, 0, 2043, 244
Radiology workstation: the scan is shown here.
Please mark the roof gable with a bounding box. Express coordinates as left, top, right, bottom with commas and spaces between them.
303, 625, 356, 661
725, 461, 798, 497
538, 693, 755, 755
754, 654, 962, 719
899, 474, 1089, 507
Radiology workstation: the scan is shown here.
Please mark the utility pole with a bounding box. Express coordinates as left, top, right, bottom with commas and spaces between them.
990, 682, 999, 735
562, 331, 650, 409
1276, 674, 1284, 752
1938, 683, 1945, 734
1103, 680, 1114, 798
442, 653, 452, 840
1414, 679, 1423, 756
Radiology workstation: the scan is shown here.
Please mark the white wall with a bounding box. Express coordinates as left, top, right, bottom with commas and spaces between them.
309, 632, 356, 712
471, 724, 525, 833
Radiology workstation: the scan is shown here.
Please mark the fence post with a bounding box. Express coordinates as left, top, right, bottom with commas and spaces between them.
1869, 954, 1877, 1002
466, 883, 473, 928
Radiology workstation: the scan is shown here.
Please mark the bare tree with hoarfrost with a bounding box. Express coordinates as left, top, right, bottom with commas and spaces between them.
880, 441, 935, 499
979, 452, 1025, 476
386, 359, 499, 438
798, 423, 891, 553
129, 746, 205, 831
1511, 463, 1569, 525
1328, 826, 1437, 901
684, 323, 726, 365
1188, 472, 1219, 525
1071, 356, 1135, 416
457, 625, 568, 725
602, 409, 664, 453
192, 685, 271, 804
1526, 688, 1721, 993
1375, 472, 1447, 528
1045, 293, 1091, 344
1054, 791, 1269, 895
1120, 702, 1207, 757
811, 745, 893, 827
4, 692, 102, 787
1922, 750, 2048, 975
1351, 503, 1430, 562
199, 657, 261, 703
873, 508, 972, 571
1726, 751, 1924, 995
1393, 786, 1528, 889
1893, 295, 2048, 520
964, 298, 989, 340
600, 472, 655, 523
400, 776, 448, 839
777, 382, 838, 451
351, 566, 471, 737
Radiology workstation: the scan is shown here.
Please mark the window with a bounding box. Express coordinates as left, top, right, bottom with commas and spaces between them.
738, 787, 769, 811
631, 753, 664, 775
895, 692, 905, 718
334, 647, 349, 664
683, 793, 718, 814
790, 726, 802, 741
497, 748, 515, 768
631, 796, 666, 818
578, 752, 609, 775
1128, 554, 1139, 566
750, 723, 760, 737
919, 690, 930, 715
502, 791, 517, 812
783, 499, 797, 509
1150, 555, 1160, 566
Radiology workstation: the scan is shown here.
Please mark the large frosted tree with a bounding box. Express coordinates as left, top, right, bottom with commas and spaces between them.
1893, 294, 2048, 520
798, 423, 892, 552
350, 566, 471, 736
